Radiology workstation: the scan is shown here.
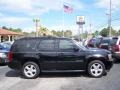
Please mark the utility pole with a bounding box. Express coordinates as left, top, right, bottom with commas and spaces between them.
106, 13, 110, 36
90, 22, 92, 35
33, 18, 40, 37
106, 0, 112, 37
109, 0, 112, 37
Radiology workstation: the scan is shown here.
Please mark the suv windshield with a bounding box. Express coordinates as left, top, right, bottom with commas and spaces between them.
73, 40, 87, 50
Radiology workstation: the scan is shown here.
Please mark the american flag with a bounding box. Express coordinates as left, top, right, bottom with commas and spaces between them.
63, 5, 73, 13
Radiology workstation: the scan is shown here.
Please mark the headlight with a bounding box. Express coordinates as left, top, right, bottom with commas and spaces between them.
108, 54, 112, 60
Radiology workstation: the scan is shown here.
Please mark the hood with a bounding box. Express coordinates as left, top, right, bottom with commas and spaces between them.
86, 47, 111, 54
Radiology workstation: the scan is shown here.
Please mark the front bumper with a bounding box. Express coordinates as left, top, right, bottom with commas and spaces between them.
112, 52, 120, 59
105, 61, 113, 71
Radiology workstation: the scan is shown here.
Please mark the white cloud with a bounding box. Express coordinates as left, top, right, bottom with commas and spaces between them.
0, 17, 30, 25
0, 0, 32, 11
0, 0, 84, 16
69, 0, 84, 10
113, 26, 120, 31
0, 0, 85, 33
95, 0, 120, 11
22, 27, 35, 33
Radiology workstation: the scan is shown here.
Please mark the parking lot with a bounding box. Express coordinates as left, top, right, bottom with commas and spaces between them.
0, 62, 119, 90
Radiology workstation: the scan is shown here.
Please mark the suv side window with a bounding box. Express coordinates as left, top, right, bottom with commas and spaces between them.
38, 39, 55, 51
59, 39, 74, 50
14, 40, 38, 52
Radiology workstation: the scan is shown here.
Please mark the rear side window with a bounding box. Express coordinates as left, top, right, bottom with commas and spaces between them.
38, 39, 55, 51
101, 39, 110, 44
89, 38, 101, 45
111, 38, 118, 46
11, 39, 38, 52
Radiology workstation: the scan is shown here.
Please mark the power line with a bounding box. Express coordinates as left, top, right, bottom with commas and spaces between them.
112, 18, 120, 21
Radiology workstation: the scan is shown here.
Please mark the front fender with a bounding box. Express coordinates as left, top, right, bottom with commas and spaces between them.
86, 54, 107, 61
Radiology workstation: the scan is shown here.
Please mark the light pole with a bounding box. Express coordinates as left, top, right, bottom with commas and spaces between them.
33, 18, 40, 37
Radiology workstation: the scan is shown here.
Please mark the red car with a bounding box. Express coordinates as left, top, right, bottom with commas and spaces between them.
87, 38, 103, 48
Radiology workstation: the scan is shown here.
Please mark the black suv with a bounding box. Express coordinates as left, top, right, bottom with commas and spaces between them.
8, 37, 113, 79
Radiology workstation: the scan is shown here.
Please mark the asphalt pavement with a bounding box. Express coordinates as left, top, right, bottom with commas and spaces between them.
0, 63, 120, 90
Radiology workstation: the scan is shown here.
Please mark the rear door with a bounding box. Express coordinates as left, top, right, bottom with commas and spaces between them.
37, 38, 58, 70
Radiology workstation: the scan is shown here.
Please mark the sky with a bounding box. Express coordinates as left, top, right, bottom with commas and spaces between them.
0, 0, 120, 35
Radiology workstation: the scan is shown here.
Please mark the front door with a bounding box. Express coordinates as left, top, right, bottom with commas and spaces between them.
55, 39, 85, 70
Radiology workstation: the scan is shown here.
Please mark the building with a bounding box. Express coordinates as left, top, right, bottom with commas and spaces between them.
0, 28, 22, 42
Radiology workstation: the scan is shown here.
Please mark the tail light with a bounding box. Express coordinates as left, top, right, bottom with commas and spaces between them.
8, 51, 13, 62
113, 45, 119, 52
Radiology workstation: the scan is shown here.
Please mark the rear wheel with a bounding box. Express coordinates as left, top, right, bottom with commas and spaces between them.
22, 61, 40, 79
88, 60, 105, 78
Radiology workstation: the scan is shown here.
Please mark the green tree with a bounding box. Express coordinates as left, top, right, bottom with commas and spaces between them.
11, 28, 22, 32
100, 27, 117, 37
2, 26, 9, 30
115, 30, 120, 36
94, 31, 99, 37
2, 26, 22, 32
51, 30, 57, 36
64, 30, 72, 37
38, 27, 48, 36
51, 30, 63, 37
57, 31, 63, 37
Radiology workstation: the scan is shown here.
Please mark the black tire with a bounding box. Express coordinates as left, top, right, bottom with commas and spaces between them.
88, 60, 106, 78
22, 61, 40, 79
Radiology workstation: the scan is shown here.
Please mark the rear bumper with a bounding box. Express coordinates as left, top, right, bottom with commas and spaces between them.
0, 58, 9, 64
8, 60, 21, 70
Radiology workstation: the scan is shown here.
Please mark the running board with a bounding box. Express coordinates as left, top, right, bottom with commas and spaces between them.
42, 70, 85, 73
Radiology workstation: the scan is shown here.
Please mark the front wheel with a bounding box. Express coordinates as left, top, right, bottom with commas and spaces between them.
22, 62, 40, 79
88, 60, 106, 78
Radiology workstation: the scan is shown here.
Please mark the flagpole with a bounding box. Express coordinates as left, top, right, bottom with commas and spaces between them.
62, 1, 64, 37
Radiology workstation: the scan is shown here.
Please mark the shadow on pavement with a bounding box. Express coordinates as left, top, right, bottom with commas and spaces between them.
5, 70, 22, 78
5, 70, 90, 78
0, 64, 7, 66
39, 72, 90, 78
113, 58, 120, 64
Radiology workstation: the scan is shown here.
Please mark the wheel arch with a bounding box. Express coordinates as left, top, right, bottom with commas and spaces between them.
86, 56, 108, 70
21, 57, 41, 69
